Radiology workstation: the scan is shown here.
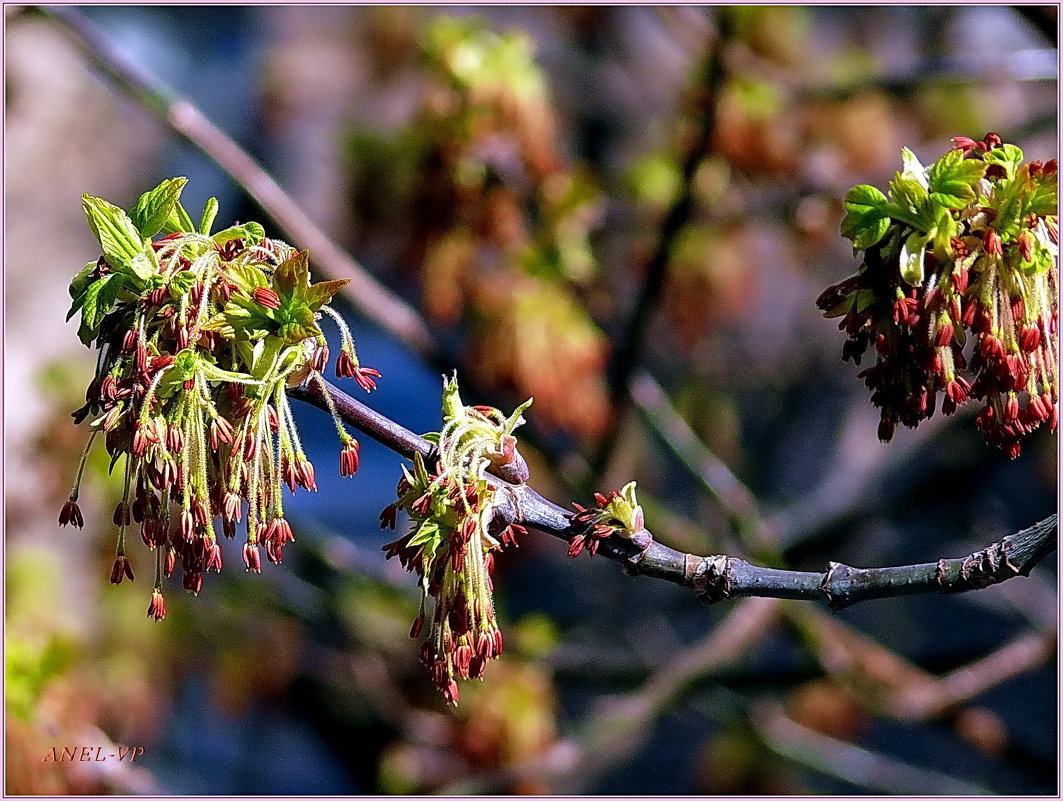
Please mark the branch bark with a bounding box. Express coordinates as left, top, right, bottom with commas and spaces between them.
290, 379, 1057, 609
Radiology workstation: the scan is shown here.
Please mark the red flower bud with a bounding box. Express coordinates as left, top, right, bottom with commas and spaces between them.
110, 555, 134, 585
59, 498, 84, 528
253, 286, 282, 309
243, 542, 262, 573
340, 438, 361, 477
147, 589, 167, 621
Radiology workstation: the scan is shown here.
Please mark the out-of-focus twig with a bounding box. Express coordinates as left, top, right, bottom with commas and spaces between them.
787, 605, 1056, 722
891, 630, 1057, 720
751, 701, 990, 795
592, 10, 730, 478
631, 370, 768, 539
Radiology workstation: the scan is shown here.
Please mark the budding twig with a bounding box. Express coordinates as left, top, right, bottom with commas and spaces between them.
290, 379, 1057, 609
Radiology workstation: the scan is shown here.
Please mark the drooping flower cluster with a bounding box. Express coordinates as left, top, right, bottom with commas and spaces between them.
60, 178, 379, 618
380, 375, 530, 704
569, 482, 652, 557
817, 135, 1058, 457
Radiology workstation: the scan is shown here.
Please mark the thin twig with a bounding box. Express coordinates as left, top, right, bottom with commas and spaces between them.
591, 11, 731, 477
289, 379, 1057, 609
751, 701, 991, 795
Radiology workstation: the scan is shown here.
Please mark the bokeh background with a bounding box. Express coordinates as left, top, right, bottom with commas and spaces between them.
5, 4, 1058, 794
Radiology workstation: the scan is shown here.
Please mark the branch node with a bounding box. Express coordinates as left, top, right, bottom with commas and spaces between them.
947, 540, 1020, 592
820, 561, 856, 610
934, 558, 949, 588
689, 554, 732, 604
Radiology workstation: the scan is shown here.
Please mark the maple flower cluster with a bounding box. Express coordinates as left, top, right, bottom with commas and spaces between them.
817, 134, 1058, 457
569, 482, 651, 557
60, 178, 378, 618
380, 376, 530, 704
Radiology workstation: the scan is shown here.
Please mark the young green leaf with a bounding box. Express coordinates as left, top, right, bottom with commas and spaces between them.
77, 273, 124, 343
273, 251, 310, 299
82, 195, 144, 271
198, 197, 219, 235
1024, 169, 1057, 218
900, 147, 929, 188
928, 148, 986, 209
129, 177, 188, 238
899, 231, 929, 285
305, 279, 350, 311
840, 184, 891, 249
886, 173, 939, 232
983, 144, 1024, 178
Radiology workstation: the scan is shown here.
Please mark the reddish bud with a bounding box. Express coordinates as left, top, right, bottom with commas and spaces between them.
410, 613, 425, 639
296, 458, 317, 492
311, 345, 328, 373
59, 498, 84, 528
354, 367, 382, 393
110, 555, 135, 585
335, 349, 357, 379
1020, 326, 1041, 352
984, 229, 1003, 257
243, 542, 262, 573
209, 416, 234, 450
340, 439, 361, 477
253, 286, 281, 309
147, 589, 167, 621
934, 323, 954, 348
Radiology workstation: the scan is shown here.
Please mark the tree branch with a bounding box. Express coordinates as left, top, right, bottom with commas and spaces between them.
592, 12, 730, 477
289, 379, 1057, 609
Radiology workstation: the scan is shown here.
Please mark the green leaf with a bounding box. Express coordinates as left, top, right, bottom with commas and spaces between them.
129, 177, 187, 238
198, 197, 219, 235
77, 273, 123, 343
899, 231, 929, 285
82, 195, 144, 270
273, 251, 310, 299
988, 171, 1028, 240
928, 148, 986, 209
127, 249, 156, 284
68, 262, 96, 301
887, 173, 939, 232
1025, 169, 1057, 218
242, 222, 265, 244
840, 184, 891, 249
900, 147, 928, 188
408, 520, 441, 548
226, 263, 269, 294
305, 279, 349, 311
212, 222, 265, 248
983, 144, 1024, 178
277, 322, 320, 345
502, 397, 533, 434
168, 270, 197, 300
442, 374, 464, 421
